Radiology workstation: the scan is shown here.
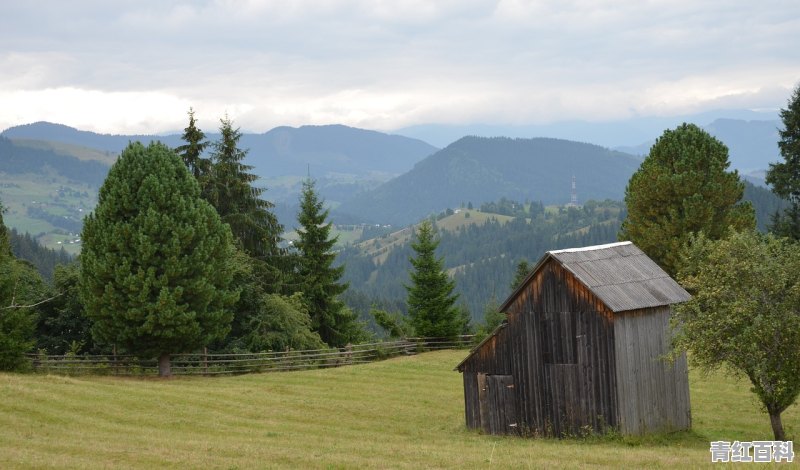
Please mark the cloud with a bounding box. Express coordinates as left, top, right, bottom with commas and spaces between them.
1, 1, 799, 134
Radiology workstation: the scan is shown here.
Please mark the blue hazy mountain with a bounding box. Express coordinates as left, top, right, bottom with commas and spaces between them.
335, 136, 642, 226
1, 122, 438, 180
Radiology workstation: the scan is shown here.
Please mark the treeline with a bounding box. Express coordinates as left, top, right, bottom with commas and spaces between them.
0, 111, 371, 375
8, 228, 73, 281
743, 180, 790, 232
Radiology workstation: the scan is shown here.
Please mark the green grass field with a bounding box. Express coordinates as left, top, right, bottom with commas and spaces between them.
0, 350, 796, 469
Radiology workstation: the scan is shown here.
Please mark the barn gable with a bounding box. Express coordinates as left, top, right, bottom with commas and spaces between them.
457, 241, 691, 437
500, 241, 690, 313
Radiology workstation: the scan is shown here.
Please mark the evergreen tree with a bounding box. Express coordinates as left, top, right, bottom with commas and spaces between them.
8, 228, 73, 281
36, 262, 94, 355
207, 116, 284, 276
0, 200, 44, 371
294, 179, 365, 347
766, 83, 800, 240
175, 108, 211, 194
619, 123, 755, 276
405, 220, 462, 338
510, 259, 531, 291
80, 142, 237, 376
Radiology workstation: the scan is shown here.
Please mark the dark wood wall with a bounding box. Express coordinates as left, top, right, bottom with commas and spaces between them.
460, 259, 618, 436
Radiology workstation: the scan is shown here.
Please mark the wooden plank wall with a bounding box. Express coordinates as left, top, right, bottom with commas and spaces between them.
613, 307, 692, 435
460, 259, 619, 436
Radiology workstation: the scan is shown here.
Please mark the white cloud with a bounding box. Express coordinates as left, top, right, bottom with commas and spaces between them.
0, 1, 799, 134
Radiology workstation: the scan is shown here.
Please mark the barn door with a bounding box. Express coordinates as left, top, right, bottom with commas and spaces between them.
478, 374, 518, 435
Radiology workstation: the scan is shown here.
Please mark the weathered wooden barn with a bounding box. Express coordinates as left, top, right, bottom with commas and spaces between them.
456, 241, 692, 437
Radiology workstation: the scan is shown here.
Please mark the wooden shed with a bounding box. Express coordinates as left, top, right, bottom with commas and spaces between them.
456, 241, 692, 437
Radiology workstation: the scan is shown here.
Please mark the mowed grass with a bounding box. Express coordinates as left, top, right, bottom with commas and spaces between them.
1, 350, 797, 469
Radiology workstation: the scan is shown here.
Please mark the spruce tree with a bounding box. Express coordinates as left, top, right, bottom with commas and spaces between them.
766, 83, 800, 240
175, 107, 211, 184
207, 116, 284, 286
80, 142, 237, 376
619, 123, 755, 276
294, 179, 365, 347
405, 220, 462, 338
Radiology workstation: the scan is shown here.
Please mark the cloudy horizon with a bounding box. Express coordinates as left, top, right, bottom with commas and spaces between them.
2, 1, 799, 136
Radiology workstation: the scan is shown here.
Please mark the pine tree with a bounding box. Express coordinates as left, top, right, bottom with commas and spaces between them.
619, 123, 755, 276
80, 142, 238, 376
406, 220, 462, 338
766, 83, 800, 240
294, 179, 365, 347
207, 116, 283, 269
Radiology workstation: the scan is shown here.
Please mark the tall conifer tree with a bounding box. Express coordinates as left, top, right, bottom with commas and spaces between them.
766, 83, 800, 240
175, 108, 211, 187
294, 179, 364, 347
619, 123, 755, 276
80, 142, 237, 376
207, 116, 283, 279
406, 220, 462, 338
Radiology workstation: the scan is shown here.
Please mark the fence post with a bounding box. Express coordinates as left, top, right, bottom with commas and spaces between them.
345, 343, 353, 365
203, 347, 209, 375
113, 345, 118, 376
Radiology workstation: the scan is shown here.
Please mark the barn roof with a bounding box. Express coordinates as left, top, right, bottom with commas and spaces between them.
499, 241, 690, 313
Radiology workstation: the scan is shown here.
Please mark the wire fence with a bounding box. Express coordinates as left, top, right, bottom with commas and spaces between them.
26, 336, 474, 377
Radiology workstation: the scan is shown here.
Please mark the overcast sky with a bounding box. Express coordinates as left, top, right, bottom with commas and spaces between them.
1, 0, 799, 135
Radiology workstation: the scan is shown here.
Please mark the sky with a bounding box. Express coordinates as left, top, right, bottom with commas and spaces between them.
1, 0, 799, 136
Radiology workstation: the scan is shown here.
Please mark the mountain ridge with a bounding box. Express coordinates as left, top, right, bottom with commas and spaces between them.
335, 136, 642, 226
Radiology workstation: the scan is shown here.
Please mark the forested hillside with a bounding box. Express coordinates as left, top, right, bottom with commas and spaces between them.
8, 228, 73, 281
743, 180, 790, 231
338, 181, 786, 325
336, 136, 642, 226
0, 136, 109, 187
338, 199, 626, 322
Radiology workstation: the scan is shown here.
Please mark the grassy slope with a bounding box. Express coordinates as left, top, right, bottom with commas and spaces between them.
1, 350, 796, 469
356, 211, 514, 264
0, 170, 95, 255
9, 139, 117, 166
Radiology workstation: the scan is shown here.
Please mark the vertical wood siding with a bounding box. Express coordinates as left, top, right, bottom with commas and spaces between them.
613, 307, 692, 435
460, 260, 619, 436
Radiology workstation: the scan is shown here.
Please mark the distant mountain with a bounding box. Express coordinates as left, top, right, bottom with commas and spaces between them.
335, 136, 642, 226
1, 122, 181, 154
615, 118, 782, 173
245, 124, 437, 178
0, 122, 439, 240
395, 109, 780, 148
1, 122, 437, 180
0, 136, 108, 187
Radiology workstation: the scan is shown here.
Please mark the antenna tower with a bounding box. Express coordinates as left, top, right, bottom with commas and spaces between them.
569, 175, 578, 206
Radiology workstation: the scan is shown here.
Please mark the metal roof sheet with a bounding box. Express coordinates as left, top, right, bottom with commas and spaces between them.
501, 241, 690, 313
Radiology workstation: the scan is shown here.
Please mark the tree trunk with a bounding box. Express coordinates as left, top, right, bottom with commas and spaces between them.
158, 353, 172, 377
769, 411, 785, 441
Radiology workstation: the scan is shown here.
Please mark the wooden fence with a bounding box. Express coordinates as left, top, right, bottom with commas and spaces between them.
26, 336, 473, 377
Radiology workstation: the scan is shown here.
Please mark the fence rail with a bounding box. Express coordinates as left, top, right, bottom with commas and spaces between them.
26, 336, 474, 377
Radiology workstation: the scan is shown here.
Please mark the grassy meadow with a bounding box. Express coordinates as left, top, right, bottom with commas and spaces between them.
0, 349, 796, 469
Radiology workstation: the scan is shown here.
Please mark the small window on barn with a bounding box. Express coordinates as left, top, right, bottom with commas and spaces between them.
540, 312, 578, 365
